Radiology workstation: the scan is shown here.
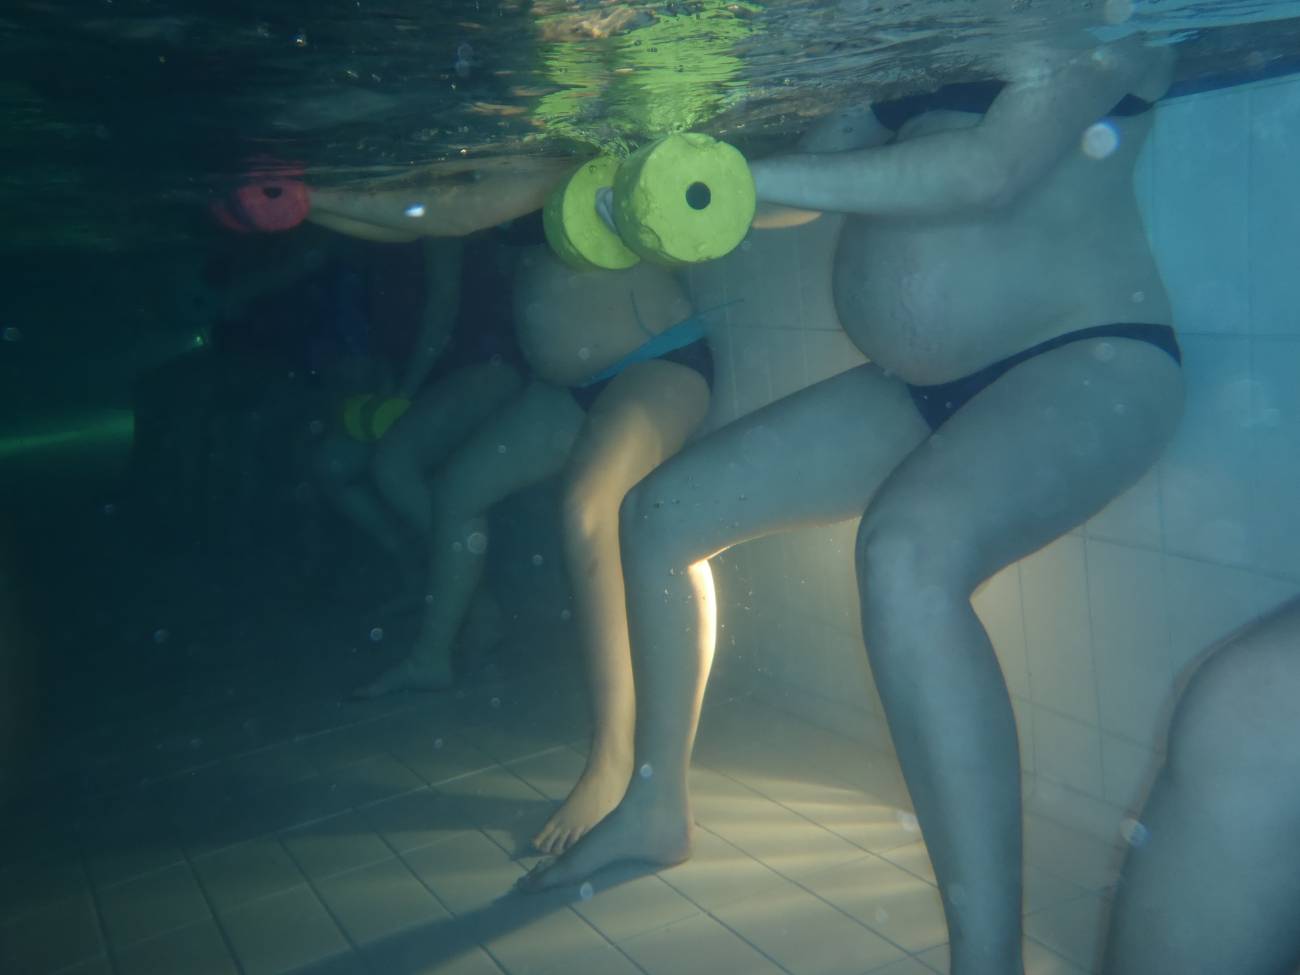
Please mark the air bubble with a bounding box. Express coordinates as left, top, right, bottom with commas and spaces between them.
433, 737, 444, 749
560, 608, 572, 621
531, 554, 544, 566
466, 531, 488, 554
497, 444, 507, 454
896, 810, 919, 833
579, 881, 595, 900
369, 627, 384, 642
490, 696, 501, 709
1081, 122, 1120, 160
639, 763, 654, 779
578, 347, 591, 361
1119, 817, 1149, 847
1092, 341, 1116, 363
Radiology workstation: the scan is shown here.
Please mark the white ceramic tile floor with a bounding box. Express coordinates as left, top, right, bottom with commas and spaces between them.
1, 659, 1137, 975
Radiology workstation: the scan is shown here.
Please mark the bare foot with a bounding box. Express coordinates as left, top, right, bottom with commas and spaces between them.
517, 787, 692, 892
532, 760, 631, 854
351, 655, 452, 699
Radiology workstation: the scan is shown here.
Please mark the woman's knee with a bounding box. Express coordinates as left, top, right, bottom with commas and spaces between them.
618, 479, 680, 564
370, 437, 417, 499
855, 507, 972, 603
560, 474, 613, 547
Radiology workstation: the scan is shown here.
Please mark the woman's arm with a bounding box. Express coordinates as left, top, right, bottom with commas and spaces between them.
395, 238, 463, 398
309, 156, 580, 239
751, 39, 1163, 218
752, 105, 896, 228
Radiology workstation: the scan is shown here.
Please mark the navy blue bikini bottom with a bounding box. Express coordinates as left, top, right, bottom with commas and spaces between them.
907, 323, 1182, 431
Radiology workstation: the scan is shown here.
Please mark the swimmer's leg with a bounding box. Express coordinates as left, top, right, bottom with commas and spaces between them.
854, 339, 1182, 975
371, 362, 524, 608
1102, 596, 1300, 975
522, 363, 930, 889
355, 381, 584, 697
312, 433, 404, 557
372, 361, 523, 537
534, 359, 710, 855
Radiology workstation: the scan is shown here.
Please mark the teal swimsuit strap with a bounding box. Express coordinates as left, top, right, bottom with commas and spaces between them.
575, 296, 743, 389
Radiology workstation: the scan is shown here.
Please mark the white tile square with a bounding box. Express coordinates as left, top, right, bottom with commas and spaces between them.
802, 328, 868, 386
1161, 555, 1297, 675
1248, 80, 1300, 335
0, 893, 103, 975
115, 918, 237, 975
1023, 815, 1121, 893
315, 857, 447, 945
805, 854, 948, 953
220, 885, 349, 975
1084, 465, 1162, 550
192, 837, 304, 913
1085, 540, 1175, 745
621, 913, 787, 975
98, 863, 211, 949
1150, 91, 1251, 335
280, 811, 393, 883
1245, 338, 1300, 577
713, 879, 904, 975
1158, 334, 1256, 563
1024, 893, 1109, 973
1019, 537, 1099, 725
973, 564, 1029, 700
483, 905, 611, 975
1100, 734, 1159, 810
402, 829, 523, 915
730, 328, 778, 418
1029, 706, 1104, 801
656, 827, 787, 911
571, 872, 699, 942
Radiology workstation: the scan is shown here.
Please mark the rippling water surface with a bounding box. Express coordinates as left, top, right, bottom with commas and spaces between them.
3, 0, 1298, 249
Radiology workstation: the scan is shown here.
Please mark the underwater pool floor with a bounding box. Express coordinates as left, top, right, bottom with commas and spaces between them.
1, 611, 1126, 975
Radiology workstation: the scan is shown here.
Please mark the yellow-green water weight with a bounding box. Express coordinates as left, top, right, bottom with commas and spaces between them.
613, 132, 756, 266
542, 156, 641, 271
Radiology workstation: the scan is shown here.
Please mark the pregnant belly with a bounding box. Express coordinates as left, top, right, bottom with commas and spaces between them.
834, 225, 1061, 384
514, 304, 647, 387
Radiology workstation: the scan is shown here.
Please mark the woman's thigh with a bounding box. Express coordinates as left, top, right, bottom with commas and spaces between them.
860, 336, 1185, 588
564, 359, 711, 505
623, 363, 931, 561
313, 432, 372, 486
431, 379, 586, 516
376, 361, 523, 473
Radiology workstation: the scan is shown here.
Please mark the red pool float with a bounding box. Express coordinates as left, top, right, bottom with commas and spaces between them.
212, 167, 311, 233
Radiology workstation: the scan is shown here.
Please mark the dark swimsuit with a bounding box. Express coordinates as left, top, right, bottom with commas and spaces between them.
871, 82, 1181, 431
